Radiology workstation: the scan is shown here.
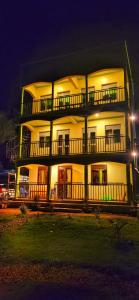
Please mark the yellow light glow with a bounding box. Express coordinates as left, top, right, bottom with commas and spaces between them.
57, 86, 63, 92
95, 113, 99, 117
101, 77, 107, 84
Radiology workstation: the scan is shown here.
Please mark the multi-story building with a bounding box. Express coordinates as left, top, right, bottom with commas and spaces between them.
9, 43, 137, 209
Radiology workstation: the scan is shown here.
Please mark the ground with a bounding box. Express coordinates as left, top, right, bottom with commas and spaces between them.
0, 209, 139, 299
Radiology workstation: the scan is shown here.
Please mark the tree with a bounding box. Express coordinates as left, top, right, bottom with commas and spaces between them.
0, 112, 15, 144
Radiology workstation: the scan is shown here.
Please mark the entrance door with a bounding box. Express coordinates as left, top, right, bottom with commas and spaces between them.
57, 130, 70, 155
58, 166, 72, 199
83, 127, 96, 153
88, 128, 96, 153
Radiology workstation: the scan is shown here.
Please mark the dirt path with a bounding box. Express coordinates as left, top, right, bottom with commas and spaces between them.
0, 264, 139, 299
0, 208, 135, 219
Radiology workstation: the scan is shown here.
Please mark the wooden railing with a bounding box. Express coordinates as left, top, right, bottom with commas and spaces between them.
16, 183, 127, 202
21, 87, 126, 116
19, 136, 127, 159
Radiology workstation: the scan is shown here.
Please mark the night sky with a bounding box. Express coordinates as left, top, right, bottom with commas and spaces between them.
1, 0, 139, 114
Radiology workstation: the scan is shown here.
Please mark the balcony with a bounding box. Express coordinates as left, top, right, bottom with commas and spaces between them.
18, 136, 127, 160
22, 87, 126, 117
16, 182, 127, 202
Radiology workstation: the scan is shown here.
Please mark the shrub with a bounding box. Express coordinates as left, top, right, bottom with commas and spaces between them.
109, 219, 128, 242
19, 203, 28, 216
30, 194, 40, 211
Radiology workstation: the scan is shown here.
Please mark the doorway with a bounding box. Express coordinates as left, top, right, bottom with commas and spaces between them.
58, 166, 72, 199
57, 130, 70, 155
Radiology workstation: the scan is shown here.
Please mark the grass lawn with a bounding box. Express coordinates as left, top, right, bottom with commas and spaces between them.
1, 213, 139, 268
1, 213, 139, 299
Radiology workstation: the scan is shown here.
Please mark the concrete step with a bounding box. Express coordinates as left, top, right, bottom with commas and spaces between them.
52, 207, 82, 213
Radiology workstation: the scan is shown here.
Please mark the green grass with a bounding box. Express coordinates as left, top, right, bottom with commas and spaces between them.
1, 214, 139, 271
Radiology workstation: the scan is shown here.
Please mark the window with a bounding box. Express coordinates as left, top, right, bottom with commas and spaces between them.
39, 132, 50, 148
81, 87, 95, 104
91, 165, 107, 185
38, 167, 48, 184
57, 91, 70, 108
102, 83, 117, 101
105, 125, 121, 144
40, 94, 52, 111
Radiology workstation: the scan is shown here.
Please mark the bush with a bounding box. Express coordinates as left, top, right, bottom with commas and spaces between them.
30, 194, 40, 211
109, 219, 128, 242
19, 203, 28, 216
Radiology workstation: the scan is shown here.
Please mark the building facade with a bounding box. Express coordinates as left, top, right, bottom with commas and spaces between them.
10, 44, 136, 207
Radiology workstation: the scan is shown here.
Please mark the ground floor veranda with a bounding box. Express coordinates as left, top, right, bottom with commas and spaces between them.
16, 161, 133, 203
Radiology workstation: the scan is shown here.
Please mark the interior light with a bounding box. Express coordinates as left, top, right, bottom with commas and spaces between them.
95, 113, 99, 117
101, 77, 107, 84
58, 86, 63, 92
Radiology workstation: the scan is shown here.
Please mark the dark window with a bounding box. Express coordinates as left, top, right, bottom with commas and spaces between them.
91, 165, 107, 185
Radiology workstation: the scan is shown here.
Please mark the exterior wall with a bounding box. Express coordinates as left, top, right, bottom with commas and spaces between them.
88, 162, 126, 184
51, 163, 84, 189
23, 68, 125, 106
54, 76, 85, 97
30, 112, 126, 142
23, 162, 126, 186
88, 68, 124, 90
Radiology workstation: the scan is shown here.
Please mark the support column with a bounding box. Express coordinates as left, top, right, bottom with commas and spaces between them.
15, 167, 20, 198
84, 116, 88, 153
47, 166, 51, 202
125, 112, 130, 151
19, 125, 23, 159
124, 67, 128, 104
50, 121, 53, 156
21, 88, 24, 115
52, 81, 54, 110
84, 165, 88, 203
126, 163, 132, 204
85, 74, 88, 105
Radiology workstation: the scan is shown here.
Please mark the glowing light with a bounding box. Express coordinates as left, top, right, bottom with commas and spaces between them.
101, 77, 107, 84
130, 115, 136, 121
95, 113, 99, 117
57, 86, 63, 92
131, 151, 137, 157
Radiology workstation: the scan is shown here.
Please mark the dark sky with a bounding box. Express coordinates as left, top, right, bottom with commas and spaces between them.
1, 0, 139, 113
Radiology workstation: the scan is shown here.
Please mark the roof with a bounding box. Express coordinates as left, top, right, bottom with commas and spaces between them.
21, 42, 127, 86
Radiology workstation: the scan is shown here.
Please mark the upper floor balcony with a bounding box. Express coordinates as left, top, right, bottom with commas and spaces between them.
11, 135, 128, 164
21, 68, 129, 120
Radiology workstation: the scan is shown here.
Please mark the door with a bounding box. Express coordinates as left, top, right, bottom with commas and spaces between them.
57, 130, 70, 155
82, 127, 96, 153
58, 166, 72, 199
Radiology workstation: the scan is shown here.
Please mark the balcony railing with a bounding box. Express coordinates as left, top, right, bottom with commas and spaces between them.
16, 183, 127, 202
22, 87, 125, 116
19, 136, 126, 159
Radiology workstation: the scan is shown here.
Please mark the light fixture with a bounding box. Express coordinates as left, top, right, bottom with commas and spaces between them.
101, 77, 107, 84
130, 114, 136, 121
131, 151, 137, 157
95, 113, 99, 117
57, 86, 63, 92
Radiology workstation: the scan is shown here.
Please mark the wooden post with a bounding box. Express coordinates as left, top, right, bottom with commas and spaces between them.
84, 165, 88, 203
47, 166, 51, 202
50, 121, 53, 156
124, 66, 128, 104
84, 116, 88, 153
19, 125, 23, 159
126, 163, 131, 204
85, 74, 88, 105
125, 112, 130, 151
52, 81, 54, 110
15, 167, 20, 198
